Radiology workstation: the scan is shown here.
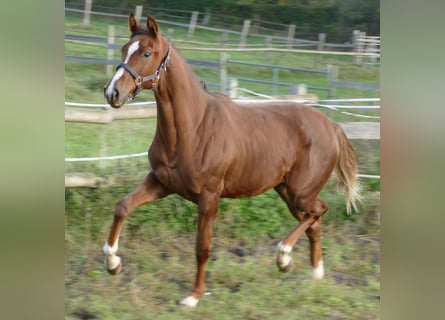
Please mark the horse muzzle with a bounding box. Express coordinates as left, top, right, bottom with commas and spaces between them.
104, 84, 126, 108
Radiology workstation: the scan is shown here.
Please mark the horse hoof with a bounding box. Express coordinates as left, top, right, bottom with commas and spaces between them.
107, 261, 122, 275
277, 259, 292, 273
179, 296, 199, 307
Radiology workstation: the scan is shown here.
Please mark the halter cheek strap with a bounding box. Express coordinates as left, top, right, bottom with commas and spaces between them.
117, 45, 171, 100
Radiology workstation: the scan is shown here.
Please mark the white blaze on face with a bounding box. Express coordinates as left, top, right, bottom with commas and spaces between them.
105, 40, 140, 97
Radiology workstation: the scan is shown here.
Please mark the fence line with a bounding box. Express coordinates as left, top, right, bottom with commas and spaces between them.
318, 98, 380, 102
357, 174, 380, 179
66, 4, 378, 59
64, 103, 380, 123
176, 46, 379, 57
65, 171, 379, 188
65, 101, 156, 108
66, 152, 148, 162
65, 153, 379, 179
65, 33, 379, 57
65, 34, 379, 97
66, 98, 380, 109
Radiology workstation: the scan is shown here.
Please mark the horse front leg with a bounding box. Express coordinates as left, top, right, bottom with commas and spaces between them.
179, 190, 219, 307
103, 172, 169, 274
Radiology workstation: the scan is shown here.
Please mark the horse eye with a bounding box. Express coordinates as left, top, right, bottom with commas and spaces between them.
143, 52, 151, 58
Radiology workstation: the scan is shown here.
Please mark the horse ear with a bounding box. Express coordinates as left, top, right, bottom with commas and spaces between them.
129, 13, 140, 34
146, 15, 159, 37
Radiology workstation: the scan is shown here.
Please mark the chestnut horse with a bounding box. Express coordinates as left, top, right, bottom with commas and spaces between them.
103, 14, 361, 307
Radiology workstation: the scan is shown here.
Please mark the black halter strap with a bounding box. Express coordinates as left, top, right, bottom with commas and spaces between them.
116, 45, 172, 100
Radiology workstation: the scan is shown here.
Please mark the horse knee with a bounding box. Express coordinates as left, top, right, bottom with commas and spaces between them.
114, 199, 129, 219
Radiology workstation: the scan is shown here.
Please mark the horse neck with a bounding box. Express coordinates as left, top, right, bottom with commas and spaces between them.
153, 48, 207, 155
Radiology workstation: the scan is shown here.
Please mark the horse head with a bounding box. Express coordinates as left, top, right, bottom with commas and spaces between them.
104, 14, 171, 108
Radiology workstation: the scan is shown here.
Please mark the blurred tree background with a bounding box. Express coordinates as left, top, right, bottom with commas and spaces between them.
74, 0, 379, 42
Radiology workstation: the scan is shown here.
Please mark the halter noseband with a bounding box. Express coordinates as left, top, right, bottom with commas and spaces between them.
117, 45, 172, 100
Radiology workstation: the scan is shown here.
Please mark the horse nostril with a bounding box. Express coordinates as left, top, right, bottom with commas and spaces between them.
113, 89, 119, 100
104, 86, 119, 102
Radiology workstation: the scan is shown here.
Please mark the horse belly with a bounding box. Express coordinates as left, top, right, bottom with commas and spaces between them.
222, 157, 289, 198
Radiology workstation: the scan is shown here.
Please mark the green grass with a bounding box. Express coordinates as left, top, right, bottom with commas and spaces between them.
65, 13, 380, 319
65, 186, 380, 319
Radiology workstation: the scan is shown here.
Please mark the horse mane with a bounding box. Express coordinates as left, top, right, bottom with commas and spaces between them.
170, 46, 210, 95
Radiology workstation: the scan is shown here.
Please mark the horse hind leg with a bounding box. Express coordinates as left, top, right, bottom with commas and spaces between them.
275, 184, 327, 279
276, 212, 320, 274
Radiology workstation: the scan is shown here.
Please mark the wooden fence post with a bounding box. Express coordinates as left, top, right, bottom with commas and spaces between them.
367, 40, 378, 64
265, 36, 272, 63
228, 78, 238, 98
221, 30, 228, 48
287, 24, 296, 48
297, 84, 307, 95
315, 33, 326, 66
188, 11, 199, 38
135, 5, 143, 21
272, 68, 279, 96
202, 8, 211, 25
357, 31, 366, 66
106, 25, 115, 76
239, 20, 251, 48
352, 29, 361, 64
167, 28, 174, 43
83, 0, 92, 26
220, 52, 228, 94
327, 64, 339, 99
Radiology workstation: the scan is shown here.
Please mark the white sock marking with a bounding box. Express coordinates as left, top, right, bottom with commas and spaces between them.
103, 241, 121, 270
277, 242, 292, 254
179, 296, 199, 307
103, 240, 119, 256
277, 242, 293, 269
312, 259, 324, 280
105, 40, 140, 97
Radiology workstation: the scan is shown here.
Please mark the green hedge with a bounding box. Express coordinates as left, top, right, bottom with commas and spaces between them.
73, 0, 379, 42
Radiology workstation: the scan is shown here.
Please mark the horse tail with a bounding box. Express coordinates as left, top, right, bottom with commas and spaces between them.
334, 124, 362, 214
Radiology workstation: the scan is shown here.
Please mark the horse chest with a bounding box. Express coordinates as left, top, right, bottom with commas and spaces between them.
151, 161, 202, 201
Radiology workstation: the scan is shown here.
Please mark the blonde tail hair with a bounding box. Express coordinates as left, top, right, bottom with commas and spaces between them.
334, 124, 363, 214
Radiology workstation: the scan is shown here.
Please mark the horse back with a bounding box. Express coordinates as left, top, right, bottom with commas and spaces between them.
205, 99, 338, 197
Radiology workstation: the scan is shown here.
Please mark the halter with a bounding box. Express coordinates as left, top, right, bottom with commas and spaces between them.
117, 44, 172, 100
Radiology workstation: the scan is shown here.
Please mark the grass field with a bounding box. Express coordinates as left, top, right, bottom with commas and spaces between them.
65, 186, 380, 319
65, 12, 380, 319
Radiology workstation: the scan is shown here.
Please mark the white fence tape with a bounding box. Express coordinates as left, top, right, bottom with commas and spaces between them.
65, 101, 156, 108
318, 98, 380, 102
312, 104, 380, 119
357, 174, 380, 179
65, 152, 148, 162
65, 97, 380, 179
